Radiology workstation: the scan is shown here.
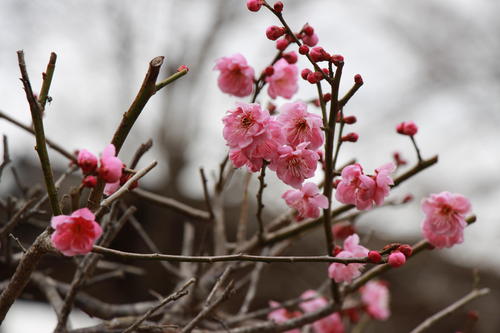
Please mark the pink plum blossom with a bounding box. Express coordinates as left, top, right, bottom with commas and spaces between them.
277, 101, 324, 150
267, 301, 301, 333
266, 58, 298, 99
223, 103, 270, 149
421, 192, 471, 248
282, 182, 328, 221
335, 163, 395, 210
335, 164, 375, 210
328, 234, 369, 283
300, 290, 344, 333
214, 54, 255, 97
373, 163, 396, 205
77, 149, 98, 174
360, 281, 390, 320
104, 181, 120, 196
269, 142, 319, 188
99, 144, 123, 183
51, 208, 102, 256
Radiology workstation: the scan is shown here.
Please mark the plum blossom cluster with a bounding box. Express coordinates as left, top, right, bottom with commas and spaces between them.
76, 144, 133, 195
335, 163, 395, 211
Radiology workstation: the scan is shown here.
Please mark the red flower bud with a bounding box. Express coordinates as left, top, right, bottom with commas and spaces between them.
276, 38, 289, 51
82, 175, 97, 188
309, 46, 330, 62
177, 65, 189, 72
266, 25, 285, 41
393, 151, 407, 166
343, 116, 357, 124
303, 24, 314, 36
301, 68, 312, 80
396, 121, 418, 136
264, 66, 274, 76
332, 222, 355, 240
273, 1, 283, 12
306, 72, 319, 84
354, 74, 363, 85
246, 0, 262, 12
333, 245, 343, 256
298, 45, 309, 55
368, 251, 382, 263
323, 93, 331, 102
282, 51, 298, 64
331, 54, 344, 64
397, 244, 413, 258
341, 132, 359, 142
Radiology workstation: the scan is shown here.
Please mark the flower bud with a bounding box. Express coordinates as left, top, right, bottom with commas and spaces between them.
264, 66, 274, 76
276, 38, 289, 51
266, 25, 286, 41
301, 68, 312, 80
306, 72, 319, 84
177, 65, 189, 72
332, 221, 355, 240
388, 251, 406, 267
343, 116, 357, 124
247, 0, 262, 12
298, 45, 309, 55
323, 93, 331, 102
309, 46, 330, 62
302, 33, 319, 47
333, 245, 343, 256
273, 1, 284, 12
393, 151, 407, 166
368, 251, 382, 263
396, 121, 418, 136
354, 74, 363, 85
77, 149, 98, 174
331, 54, 344, 64
341, 132, 359, 142
398, 244, 413, 258
282, 51, 298, 64
82, 175, 97, 188
303, 24, 314, 36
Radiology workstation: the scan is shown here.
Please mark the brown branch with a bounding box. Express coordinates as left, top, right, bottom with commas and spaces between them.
0, 135, 10, 180
255, 162, 268, 243
92, 245, 373, 264
122, 278, 196, 333
200, 168, 215, 220
129, 138, 153, 169
132, 188, 211, 221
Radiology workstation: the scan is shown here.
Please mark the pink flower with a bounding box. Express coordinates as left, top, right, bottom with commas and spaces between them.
277, 101, 324, 150
214, 54, 255, 97
267, 301, 301, 333
300, 291, 344, 333
223, 103, 270, 149
328, 234, 369, 283
335, 164, 375, 210
335, 163, 394, 210
282, 182, 328, 221
396, 121, 418, 136
373, 163, 395, 206
99, 144, 123, 183
266, 58, 298, 99
360, 281, 390, 320
269, 142, 319, 188
77, 149, 98, 174
104, 181, 120, 196
421, 192, 471, 248
50, 208, 102, 256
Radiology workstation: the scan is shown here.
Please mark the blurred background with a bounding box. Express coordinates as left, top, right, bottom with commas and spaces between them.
0, 0, 499, 331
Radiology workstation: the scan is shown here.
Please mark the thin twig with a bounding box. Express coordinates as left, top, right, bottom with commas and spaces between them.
182, 281, 234, 333
0, 197, 38, 238
0, 135, 10, 181
129, 138, 153, 169
92, 245, 373, 264
122, 278, 195, 333
200, 167, 215, 220
238, 248, 269, 315
236, 172, 252, 247
255, 162, 268, 243
409, 288, 490, 333
410, 135, 423, 163
132, 188, 210, 221
38, 52, 57, 110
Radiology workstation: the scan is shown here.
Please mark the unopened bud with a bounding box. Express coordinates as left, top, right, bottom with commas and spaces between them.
298, 45, 309, 55
398, 244, 413, 258
177, 65, 189, 72
343, 116, 357, 124
276, 38, 289, 51
273, 1, 283, 12
264, 66, 274, 76
388, 251, 406, 267
368, 251, 382, 263
266, 25, 285, 41
301, 68, 312, 80
303, 24, 314, 36
82, 175, 97, 188
246, 0, 262, 12
354, 74, 363, 85
282, 51, 298, 64
341, 132, 359, 142
396, 121, 418, 136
